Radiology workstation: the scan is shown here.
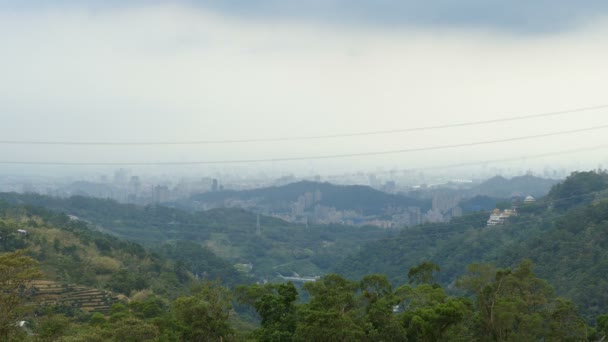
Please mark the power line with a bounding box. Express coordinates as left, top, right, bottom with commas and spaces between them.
1, 104, 607, 146
1, 124, 607, 166
309, 144, 608, 183
338, 144, 608, 176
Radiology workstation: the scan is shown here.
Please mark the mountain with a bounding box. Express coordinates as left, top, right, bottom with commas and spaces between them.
188, 181, 430, 215
335, 171, 608, 321
469, 174, 559, 198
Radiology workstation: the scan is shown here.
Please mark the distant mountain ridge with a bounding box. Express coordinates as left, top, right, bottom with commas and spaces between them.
470, 174, 558, 198
189, 181, 430, 215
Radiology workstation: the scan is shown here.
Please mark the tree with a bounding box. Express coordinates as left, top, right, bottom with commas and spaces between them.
0, 250, 42, 340
172, 281, 235, 342
36, 314, 72, 342
295, 274, 365, 342
407, 261, 440, 286
457, 260, 588, 341
359, 274, 406, 341
395, 283, 472, 341
597, 314, 608, 341
548, 171, 608, 210
236, 282, 298, 341
108, 316, 159, 342
546, 298, 588, 341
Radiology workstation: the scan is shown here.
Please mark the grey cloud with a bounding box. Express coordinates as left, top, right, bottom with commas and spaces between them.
208, 0, 608, 33
2, 1, 608, 33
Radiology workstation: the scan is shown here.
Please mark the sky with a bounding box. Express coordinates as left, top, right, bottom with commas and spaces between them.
1, 1, 608, 178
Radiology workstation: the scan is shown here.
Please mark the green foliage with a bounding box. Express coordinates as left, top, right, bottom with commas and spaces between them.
108, 316, 160, 342
0, 204, 195, 300
546, 298, 588, 342
335, 211, 490, 286
159, 241, 247, 287
547, 170, 608, 210
0, 192, 390, 284
128, 296, 167, 319
0, 220, 27, 252
395, 264, 474, 341
107, 269, 148, 294
359, 274, 406, 341
35, 314, 72, 341
295, 274, 365, 342
88, 313, 106, 326
235, 261, 588, 342
0, 250, 42, 340
457, 260, 587, 341
499, 199, 608, 321
1, 258, 597, 342
236, 282, 298, 341
407, 261, 440, 285
597, 314, 608, 340
337, 173, 608, 322
172, 281, 236, 341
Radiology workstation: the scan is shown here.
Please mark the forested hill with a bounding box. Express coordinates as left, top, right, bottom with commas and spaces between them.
0, 202, 198, 300
469, 174, 559, 198
0, 192, 390, 282
336, 170, 608, 321
189, 181, 430, 214
0, 192, 288, 243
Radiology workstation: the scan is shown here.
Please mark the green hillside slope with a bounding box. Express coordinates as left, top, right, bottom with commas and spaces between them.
0, 202, 195, 301
335, 171, 608, 321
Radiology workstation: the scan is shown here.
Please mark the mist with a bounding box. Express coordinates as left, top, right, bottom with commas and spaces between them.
1, 3, 607, 178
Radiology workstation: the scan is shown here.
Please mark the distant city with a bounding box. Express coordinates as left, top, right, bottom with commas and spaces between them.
0, 165, 574, 229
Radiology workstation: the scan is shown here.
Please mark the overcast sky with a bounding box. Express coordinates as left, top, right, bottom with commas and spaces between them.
1, 1, 608, 177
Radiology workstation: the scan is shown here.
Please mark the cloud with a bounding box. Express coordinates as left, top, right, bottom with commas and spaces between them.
196, 0, 608, 33
3, 0, 608, 33
0, 4, 607, 174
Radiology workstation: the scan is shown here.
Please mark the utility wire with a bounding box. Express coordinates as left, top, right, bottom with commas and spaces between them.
345, 144, 608, 175
0, 104, 606, 146
310, 143, 608, 182
1, 124, 607, 166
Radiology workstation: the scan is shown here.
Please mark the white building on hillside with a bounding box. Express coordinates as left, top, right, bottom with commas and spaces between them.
487, 208, 517, 226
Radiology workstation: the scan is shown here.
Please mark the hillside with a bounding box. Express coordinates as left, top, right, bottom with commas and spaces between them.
0, 202, 212, 320
0, 193, 390, 282
335, 171, 608, 321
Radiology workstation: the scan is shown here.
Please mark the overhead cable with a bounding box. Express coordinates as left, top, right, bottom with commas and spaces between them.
0, 104, 606, 146
1, 124, 607, 166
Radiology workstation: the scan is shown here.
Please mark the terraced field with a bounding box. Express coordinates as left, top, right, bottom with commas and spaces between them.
30, 280, 118, 314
